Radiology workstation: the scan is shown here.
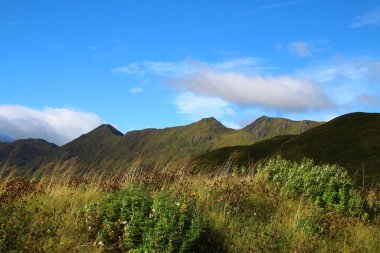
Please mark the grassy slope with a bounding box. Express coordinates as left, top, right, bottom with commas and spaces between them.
194, 135, 294, 173
195, 112, 380, 184
279, 112, 380, 184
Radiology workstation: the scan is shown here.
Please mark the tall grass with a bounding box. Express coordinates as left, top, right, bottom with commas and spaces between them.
0, 158, 379, 252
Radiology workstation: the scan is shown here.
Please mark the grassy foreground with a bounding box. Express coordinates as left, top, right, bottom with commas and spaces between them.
1, 159, 379, 252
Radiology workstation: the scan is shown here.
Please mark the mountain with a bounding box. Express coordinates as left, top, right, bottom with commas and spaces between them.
36, 124, 125, 169
211, 116, 321, 149
1, 116, 321, 173
0, 139, 58, 168
38, 118, 233, 170
0, 133, 14, 143
194, 112, 380, 184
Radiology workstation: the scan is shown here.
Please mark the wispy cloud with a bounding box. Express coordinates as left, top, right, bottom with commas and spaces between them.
351, 7, 380, 28
358, 94, 380, 107
296, 58, 375, 83
288, 41, 312, 57
130, 87, 144, 94
260, 0, 307, 10
113, 61, 195, 77
112, 57, 264, 77
0, 105, 103, 145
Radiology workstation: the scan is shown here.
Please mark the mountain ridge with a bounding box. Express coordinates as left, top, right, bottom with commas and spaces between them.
0, 115, 321, 171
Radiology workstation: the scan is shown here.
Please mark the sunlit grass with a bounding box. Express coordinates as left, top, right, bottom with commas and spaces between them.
0, 159, 379, 252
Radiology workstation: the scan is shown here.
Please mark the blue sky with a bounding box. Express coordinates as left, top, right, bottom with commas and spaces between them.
1, 0, 380, 144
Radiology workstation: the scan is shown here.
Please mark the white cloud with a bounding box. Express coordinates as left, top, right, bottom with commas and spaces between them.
288, 41, 312, 57
0, 105, 103, 145
130, 87, 144, 94
351, 7, 380, 28
170, 69, 333, 111
174, 93, 234, 121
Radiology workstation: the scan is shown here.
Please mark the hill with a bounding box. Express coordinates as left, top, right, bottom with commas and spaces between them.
0, 139, 57, 168
194, 112, 380, 184
279, 112, 380, 184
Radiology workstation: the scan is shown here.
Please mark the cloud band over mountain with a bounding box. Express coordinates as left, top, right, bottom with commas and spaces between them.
0, 105, 103, 145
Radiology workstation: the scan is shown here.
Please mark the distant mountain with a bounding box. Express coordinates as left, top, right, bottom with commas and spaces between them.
32, 116, 320, 171
194, 112, 380, 184
212, 116, 321, 149
0, 133, 14, 143
0, 139, 58, 168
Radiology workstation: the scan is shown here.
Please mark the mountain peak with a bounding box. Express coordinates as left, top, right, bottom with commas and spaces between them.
90, 124, 124, 137
195, 117, 227, 129
243, 115, 321, 138
199, 117, 218, 122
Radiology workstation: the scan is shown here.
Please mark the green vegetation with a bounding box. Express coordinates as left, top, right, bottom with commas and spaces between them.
1, 158, 379, 252
82, 184, 204, 252
258, 158, 366, 217
195, 112, 380, 185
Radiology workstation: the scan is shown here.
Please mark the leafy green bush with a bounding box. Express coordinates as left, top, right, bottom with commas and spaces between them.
82, 183, 205, 252
258, 158, 365, 216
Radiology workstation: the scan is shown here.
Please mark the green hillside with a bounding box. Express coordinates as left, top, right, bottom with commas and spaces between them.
194, 135, 294, 173
194, 112, 380, 184
279, 112, 380, 184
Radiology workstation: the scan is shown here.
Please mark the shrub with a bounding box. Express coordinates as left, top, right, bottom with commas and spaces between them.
82, 183, 204, 252
258, 158, 365, 217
